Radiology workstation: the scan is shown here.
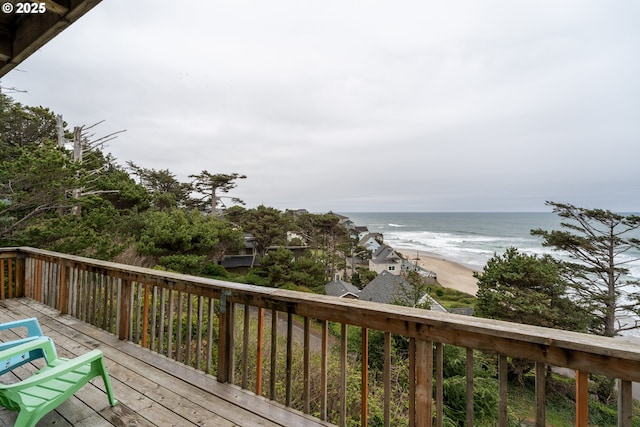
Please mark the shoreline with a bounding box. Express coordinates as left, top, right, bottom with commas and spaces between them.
396, 249, 480, 296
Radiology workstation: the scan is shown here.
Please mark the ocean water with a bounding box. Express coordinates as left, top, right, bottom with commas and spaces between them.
341, 212, 640, 280
341, 212, 640, 337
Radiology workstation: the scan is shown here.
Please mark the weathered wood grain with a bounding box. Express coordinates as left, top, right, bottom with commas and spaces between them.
0, 298, 333, 427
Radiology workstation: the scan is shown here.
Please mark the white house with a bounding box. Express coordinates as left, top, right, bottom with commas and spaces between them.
368, 245, 402, 275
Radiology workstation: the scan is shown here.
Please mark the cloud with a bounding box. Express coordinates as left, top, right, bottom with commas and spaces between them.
3, 0, 640, 212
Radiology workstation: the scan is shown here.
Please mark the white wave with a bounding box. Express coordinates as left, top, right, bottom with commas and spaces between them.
388, 223, 405, 228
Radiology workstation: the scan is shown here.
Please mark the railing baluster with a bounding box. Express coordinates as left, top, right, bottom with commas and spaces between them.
303, 316, 310, 414
150, 286, 158, 351
101, 275, 108, 330
435, 342, 444, 427
285, 309, 293, 406
575, 369, 588, 427
270, 308, 277, 400
242, 304, 250, 389
186, 294, 194, 365
320, 319, 328, 421
90, 271, 98, 325
42, 262, 48, 305
85, 270, 92, 322
196, 295, 203, 370
384, 332, 391, 427
228, 302, 236, 383
340, 323, 347, 427
256, 307, 264, 396
25, 257, 31, 299
207, 297, 214, 375
108, 275, 115, 333
9, 258, 15, 299
118, 278, 132, 341
78, 269, 85, 321
498, 354, 508, 427
158, 288, 166, 354
466, 348, 474, 427
535, 362, 546, 427
362, 327, 369, 427
58, 261, 68, 315
217, 293, 235, 384
33, 258, 39, 301
0, 258, 5, 299
618, 379, 632, 427
69, 267, 76, 317
142, 284, 150, 348
134, 282, 143, 344
15, 255, 24, 298
167, 289, 174, 358
51, 262, 56, 306
156, 288, 167, 354
409, 338, 415, 427
48, 262, 54, 305
81, 268, 87, 319
415, 338, 433, 427
176, 291, 184, 363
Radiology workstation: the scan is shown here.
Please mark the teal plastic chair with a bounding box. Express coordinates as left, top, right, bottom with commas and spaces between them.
0, 337, 118, 427
0, 318, 57, 376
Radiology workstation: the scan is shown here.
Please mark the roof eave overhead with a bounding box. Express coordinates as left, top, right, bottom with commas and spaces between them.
0, 0, 103, 77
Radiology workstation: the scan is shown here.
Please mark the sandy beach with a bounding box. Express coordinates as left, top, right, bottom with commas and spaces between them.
397, 249, 480, 296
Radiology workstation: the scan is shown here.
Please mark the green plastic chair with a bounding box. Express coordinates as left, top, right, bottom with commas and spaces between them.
0, 337, 118, 427
0, 318, 57, 376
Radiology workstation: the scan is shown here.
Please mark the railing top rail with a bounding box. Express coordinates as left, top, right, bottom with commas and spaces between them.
4, 246, 640, 380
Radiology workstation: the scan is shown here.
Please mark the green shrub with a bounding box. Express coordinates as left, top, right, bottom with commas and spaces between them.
158, 254, 205, 274
202, 262, 228, 278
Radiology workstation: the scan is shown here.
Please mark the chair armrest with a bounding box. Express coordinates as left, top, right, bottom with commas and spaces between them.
0, 337, 57, 366
0, 318, 43, 337
0, 335, 40, 352
1, 349, 105, 390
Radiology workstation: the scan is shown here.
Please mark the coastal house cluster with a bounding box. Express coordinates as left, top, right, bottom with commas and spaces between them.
330, 214, 444, 311
217, 211, 443, 311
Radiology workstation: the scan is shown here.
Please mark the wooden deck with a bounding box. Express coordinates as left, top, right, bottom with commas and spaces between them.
0, 298, 334, 427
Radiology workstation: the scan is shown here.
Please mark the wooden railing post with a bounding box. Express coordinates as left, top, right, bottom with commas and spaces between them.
498, 354, 508, 427
415, 338, 433, 427
466, 348, 474, 427
118, 279, 132, 341
435, 343, 444, 427
618, 379, 632, 427
535, 363, 546, 427
575, 370, 588, 427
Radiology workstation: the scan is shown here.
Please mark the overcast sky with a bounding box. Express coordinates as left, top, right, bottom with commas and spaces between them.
3, 1, 640, 212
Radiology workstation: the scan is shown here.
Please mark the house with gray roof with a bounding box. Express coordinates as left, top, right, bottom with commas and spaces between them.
359, 271, 447, 312
325, 275, 360, 299
359, 270, 412, 305
369, 244, 402, 275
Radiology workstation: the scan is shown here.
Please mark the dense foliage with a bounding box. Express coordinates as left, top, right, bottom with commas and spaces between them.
0, 93, 348, 294
474, 247, 590, 331
532, 201, 640, 337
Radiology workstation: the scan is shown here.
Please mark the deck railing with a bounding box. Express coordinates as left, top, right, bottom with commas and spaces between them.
1, 247, 640, 426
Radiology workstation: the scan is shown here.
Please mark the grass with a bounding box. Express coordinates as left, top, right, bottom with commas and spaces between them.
428, 283, 476, 310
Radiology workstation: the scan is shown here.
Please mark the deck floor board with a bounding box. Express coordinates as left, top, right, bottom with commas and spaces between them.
0, 298, 334, 427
